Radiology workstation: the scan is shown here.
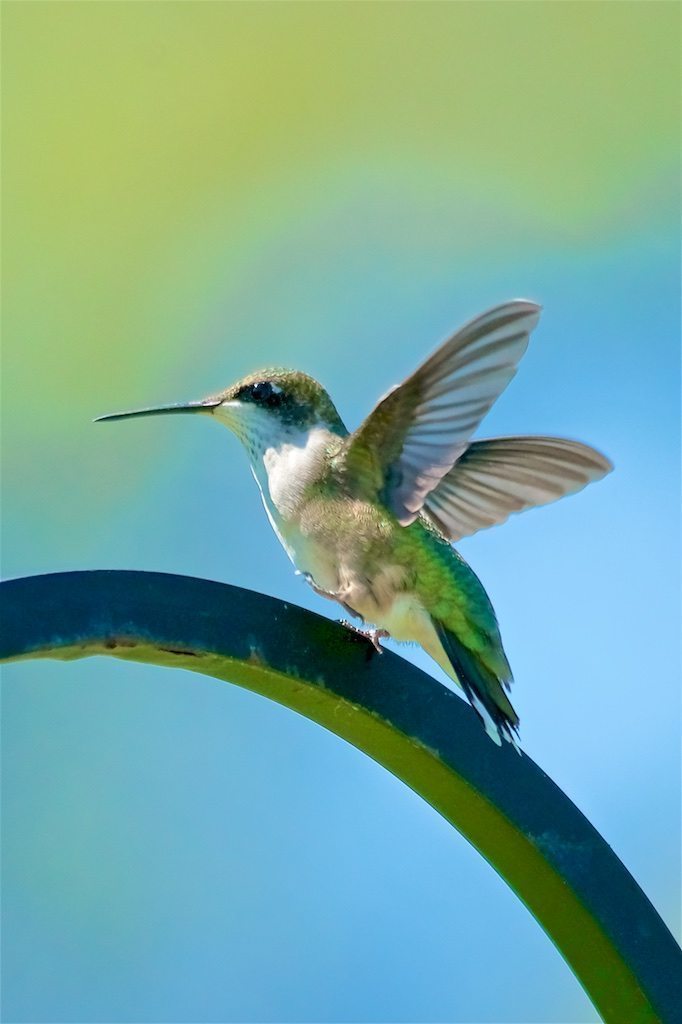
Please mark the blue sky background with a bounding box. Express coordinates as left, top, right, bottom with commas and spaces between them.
2, 4, 679, 1022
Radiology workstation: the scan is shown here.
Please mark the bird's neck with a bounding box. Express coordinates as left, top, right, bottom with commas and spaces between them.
250, 425, 341, 521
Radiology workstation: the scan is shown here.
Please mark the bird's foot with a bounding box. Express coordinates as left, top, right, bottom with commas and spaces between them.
338, 620, 390, 653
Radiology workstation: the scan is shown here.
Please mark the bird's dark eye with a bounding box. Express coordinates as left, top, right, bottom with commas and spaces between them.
251, 381, 273, 403
236, 378, 285, 408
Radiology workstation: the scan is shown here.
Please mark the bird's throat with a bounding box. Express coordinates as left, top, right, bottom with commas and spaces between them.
251, 425, 337, 523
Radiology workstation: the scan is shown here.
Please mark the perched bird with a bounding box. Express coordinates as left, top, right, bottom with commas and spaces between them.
97, 301, 612, 746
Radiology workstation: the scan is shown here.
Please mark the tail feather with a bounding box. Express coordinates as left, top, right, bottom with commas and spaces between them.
435, 621, 520, 748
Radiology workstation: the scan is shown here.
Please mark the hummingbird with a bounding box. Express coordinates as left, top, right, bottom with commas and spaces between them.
97, 300, 612, 746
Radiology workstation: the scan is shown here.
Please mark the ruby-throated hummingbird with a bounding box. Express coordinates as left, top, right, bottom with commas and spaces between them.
97, 301, 612, 746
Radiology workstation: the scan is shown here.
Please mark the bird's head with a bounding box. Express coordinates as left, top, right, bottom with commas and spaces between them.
96, 369, 347, 463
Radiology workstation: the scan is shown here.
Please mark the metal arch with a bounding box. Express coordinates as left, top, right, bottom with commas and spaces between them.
1, 570, 680, 1023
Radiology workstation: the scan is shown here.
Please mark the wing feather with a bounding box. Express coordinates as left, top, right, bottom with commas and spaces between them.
339, 300, 542, 523
423, 436, 613, 541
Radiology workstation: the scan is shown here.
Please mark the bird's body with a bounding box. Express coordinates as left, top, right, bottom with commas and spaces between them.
242, 416, 514, 738
98, 300, 612, 745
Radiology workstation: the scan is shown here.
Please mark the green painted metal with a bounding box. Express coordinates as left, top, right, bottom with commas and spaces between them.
1, 570, 680, 1023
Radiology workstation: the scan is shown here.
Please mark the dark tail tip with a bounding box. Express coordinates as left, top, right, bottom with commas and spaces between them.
435, 622, 520, 749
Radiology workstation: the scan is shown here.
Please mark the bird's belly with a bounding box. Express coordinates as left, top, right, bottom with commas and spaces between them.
351, 587, 456, 687
263, 492, 454, 680
350, 586, 430, 643
265, 501, 418, 636
293, 534, 342, 593
256, 475, 444, 656
261, 499, 341, 592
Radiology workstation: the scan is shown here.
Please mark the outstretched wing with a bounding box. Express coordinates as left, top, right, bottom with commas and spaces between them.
423, 436, 613, 542
340, 301, 541, 525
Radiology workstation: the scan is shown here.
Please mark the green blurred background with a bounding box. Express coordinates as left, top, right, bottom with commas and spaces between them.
2, 3, 679, 1022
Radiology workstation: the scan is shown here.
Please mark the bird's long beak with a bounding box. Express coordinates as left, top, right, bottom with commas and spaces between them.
94, 399, 220, 423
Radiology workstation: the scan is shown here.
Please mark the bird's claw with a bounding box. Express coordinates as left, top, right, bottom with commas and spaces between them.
338, 619, 390, 653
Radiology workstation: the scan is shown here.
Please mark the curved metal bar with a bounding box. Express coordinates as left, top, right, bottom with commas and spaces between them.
1, 571, 680, 1023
